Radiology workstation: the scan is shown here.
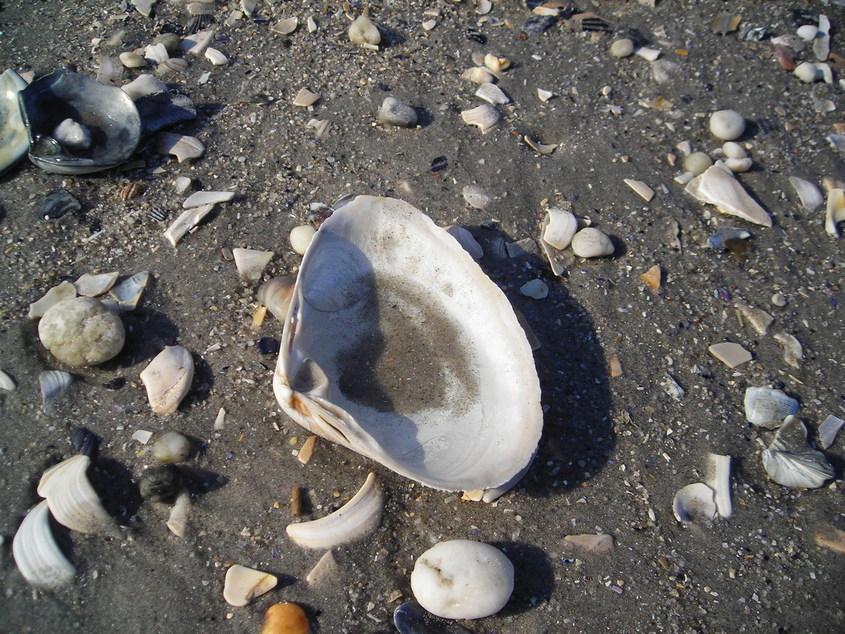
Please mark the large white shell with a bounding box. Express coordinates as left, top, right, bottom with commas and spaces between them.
12, 500, 76, 589
762, 416, 834, 489
274, 196, 542, 493
140, 345, 194, 416
37, 454, 115, 535
686, 165, 772, 227
286, 472, 383, 549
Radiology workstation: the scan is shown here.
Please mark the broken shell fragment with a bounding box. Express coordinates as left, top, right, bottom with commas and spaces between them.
12, 500, 76, 589
483, 54, 510, 73
223, 564, 278, 607
706, 453, 732, 519
774, 332, 803, 368
37, 454, 114, 535
394, 602, 473, 634
446, 226, 484, 260
348, 15, 381, 47
475, 82, 509, 105
762, 416, 834, 489
233, 248, 274, 283
824, 188, 845, 237
461, 104, 500, 134
73, 272, 119, 297
788, 176, 823, 212
624, 178, 655, 202
164, 203, 216, 247
183, 190, 234, 208
204, 47, 228, 66
39, 370, 73, 411
673, 482, 717, 523
523, 135, 557, 155
819, 415, 844, 450
744, 387, 799, 428
542, 208, 578, 250
461, 185, 490, 210
109, 270, 149, 310
286, 472, 383, 549
292, 88, 320, 108
0, 69, 29, 175
271, 17, 299, 35
734, 302, 773, 335
166, 489, 191, 537
257, 276, 297, 321
685, 165, 772, 227
306, 549, 339, 587
411, 540, 514, 620
0, 368, 15, 392
273, 196, 542, 493
461, 67, 496, 84
156, 132, 204, 163
28, 281, 77, 320
140, 345, 194, 416
39, 297, 125, 367
571, 227, 614, 258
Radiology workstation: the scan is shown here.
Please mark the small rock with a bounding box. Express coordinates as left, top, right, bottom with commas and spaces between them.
377, 97, 418, 128
571, 228, 614, 258
290, 225, 316, 255
152, 431, 192, 463
348, 15, 380, 47
520, 279, 548, 299
610, 38, 634, 58
709, 109, 745, 141
39, 297, 125, 367
683, 152, 713, 176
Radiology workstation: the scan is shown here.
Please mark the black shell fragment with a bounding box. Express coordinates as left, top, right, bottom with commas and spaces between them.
522, 15, 558, 36
38, 189, 81, 219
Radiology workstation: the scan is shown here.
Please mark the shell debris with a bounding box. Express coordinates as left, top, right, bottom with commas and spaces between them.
744, 387, 799, 428
73, 272, 119, 297
223, 564, 278, 607
685, 165, 773, 227
39, 370, 73, 412
0, 368, 16, 392
624, 178, 655, 202
156, 132, 204, 163
461, 104, 501, 134
140, 345, 195, 416
762, 416, 834, 489
28, 281, 77, 320
524, 135, 557, 155
292, 88, 319, 108
183, 190, 234, 208
824, 188, 845, 237
12, 500, 76, 589
640, 264, 661, 292
708, 342, 752, 368
233, 248, 274, 283
257, 276, 296, 321
110, 270, 150, 310
37, 454, 115, 535
306, 550, 340, 587
165, 203, 216, 247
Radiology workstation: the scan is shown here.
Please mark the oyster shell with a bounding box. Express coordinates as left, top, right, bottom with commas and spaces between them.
273, 196, 542, 493
18, 70, 141, 174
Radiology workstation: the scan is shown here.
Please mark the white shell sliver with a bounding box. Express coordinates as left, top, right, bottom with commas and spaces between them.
762, 416, 834, 489
37, 454, 114, 535
274, 196, 542, 494
286, 472, 382, 549
12, 500, 76, 588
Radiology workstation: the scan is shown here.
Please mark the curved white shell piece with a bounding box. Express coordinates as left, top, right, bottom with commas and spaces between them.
37, 454, 114, 535
762, 416, 834, 489
673, 482, 717, 523
12, 500, 76, 589
286, 472, 383, 549
273, 196, 542, 492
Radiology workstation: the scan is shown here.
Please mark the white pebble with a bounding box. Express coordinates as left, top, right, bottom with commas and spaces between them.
290, 225, 316, 255
709, 109, 745, 141
610, 38, 634, 58
152, 431, 192, 463
571, 228, 614, 258
794, 61, 819, 83
725, 157, 752, 173
377, 97, 417, 128
683, 151, 712, 176
721, 141, 746, 159
797, 25, 818, 41
411, 540, 513, 620
520, 279, 548, 299
348, 15, 380, 46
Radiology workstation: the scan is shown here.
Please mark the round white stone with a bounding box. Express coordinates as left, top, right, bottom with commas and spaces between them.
796, 25, 818, 42
571, 227, 614, 258
610, 38, 634, 58
794, 61, 819, 83
721, 141, 746, 159
152, 431, 192, 463
38, 297, 125, 367
709, 109, 745, 141
682, 151, 713, 176
290, 225, 317, 255
411, 540, 514, 620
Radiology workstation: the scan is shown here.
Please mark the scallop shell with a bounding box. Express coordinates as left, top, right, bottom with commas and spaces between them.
286, 472, 383, 549
743, 387, 799, 428
39, 370, 73, 412
460, 104, 501, 134
762, 416, 834, 489
12, 500, 76, 589
273, 196, 542, 494
37, 454, 115, 535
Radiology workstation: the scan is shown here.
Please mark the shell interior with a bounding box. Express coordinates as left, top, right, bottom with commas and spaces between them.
274, 196, 542, 493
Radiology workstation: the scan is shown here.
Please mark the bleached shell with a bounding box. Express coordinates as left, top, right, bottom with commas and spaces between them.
445, 226, 484, 260
290, 225, 317, 254
0, 368, 15, 392
744, 387, 799, 428
685, 165, 772, 227
461, 185, 490, 210
109, 270, 149, 310
12, 500, 76, 589
292, 88, 320, 107
306, 549, 340, 586
273, 196, 542, 493
819, 414, 844, 450
37, 454, 114, 535
461, 104, 500, 133
223, 564, 278, 607
0, 69, 29, 175
475, 82, 509, 105
706, 453, 732, 519
788, 176, 823, 212
73, 272, 119, 297
28, 281, 77, 320
673, 482, 717, 523
762, 416, 834, 489
462, 67, 496, 84
725, 157, 752, 173
39, 370, 73, 412
774, 332, 803, 368
571, 227, 614, 258
140, 345, 194, 416
233, 248, 274, 282
183, 190, 234, 208
156, 132, 204, 163
257, 276, 296, 321
204, 47, 228, 66
271, 17, 299, 35
164, 203, 215, 247
824, 188, 845, 237
180, 29, 214, 55
286, 472, 383, 549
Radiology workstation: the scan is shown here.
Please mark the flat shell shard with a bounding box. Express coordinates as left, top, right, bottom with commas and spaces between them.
562, 534, 615, 554
445, 226, 484, 260
706, 453, 732, 519
788, 176, 823, 211
37, 454, 114, 535
461, 104, 500, 133
735, 302, 774, 335
223, 564, 278, 607
274, 196, 542, 493
774, 332, 803, 368
686, 166, 773, 227
28, 281, 77, 319
475, 82, 509, 105
673, 482, 717, 523
524, 135, 557, 155
233, 248, 274, 282
156, 132, 204, 162
824, 189, 845, 237
640, 264, 661, 292
166, 490, 191, 537
39, 370, 73, 412
819, 414, 845, 450
708, 342, 752, 368
287, 472, 383, 549
293, 88, 319, 107
165, 203, 216, 246
140, 345, 194, 416
73, 272, 119, 297
110, 271, 149, 310
744, 387, 799, 428
762, 416, 834, 489
183, 190, 234, 208
624, 178, 655, 202
306, 550, 340, 586
12, 500, 76, 589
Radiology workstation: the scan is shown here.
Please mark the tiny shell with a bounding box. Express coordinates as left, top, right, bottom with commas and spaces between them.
794, 61, 819, 83
520, 279, 548, 299
461, 104, 500, 133
261, 603, 310, 634
233, 248, 274, 282
290, 225, 317, 255
164, 203, 216, 246
542, 208, 577, 250
773, 332, 803, 368
257, 276, 297, 321
140, 345, 194, 416
0, 368, 16, 392
762, 416, 834, 489
39, 370, 73, 411
788, 176, 824, 211
537, 88, 555, 102
12, 500, 76, 589
483, 54, 510, 73
819, 415, 844, 450
183, 190, 235, 208
523, 135, 557, 155
640, 265, 661, 292
74, 272, 119, 297
461, 185, 490, 210
145, 43, 169, 63
152, 431, 192, 463
286, 472, 383, 549
734, 302, 773, 335
271, 17, 299, 35
28, 281, 77, 320
223, 564, 278, 607
673, 482, 717, 523
37, 454, 114, 535
744, 387, 799, 428
725, 157, 752, 173
204, 47, 228, 66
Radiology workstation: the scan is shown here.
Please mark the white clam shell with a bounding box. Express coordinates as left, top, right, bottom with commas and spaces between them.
286, 472, 383, 549
223, 564, 277, 607
12, 500, 76, 589
140, 345, 194, 416
461, 104, 501, 134
762, 416, 834, 489
744, 387, 799, 428
37, 454, 114, 535
274, 196, 542, 493
673, 482, 717, 523
411, 540, 514, 620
